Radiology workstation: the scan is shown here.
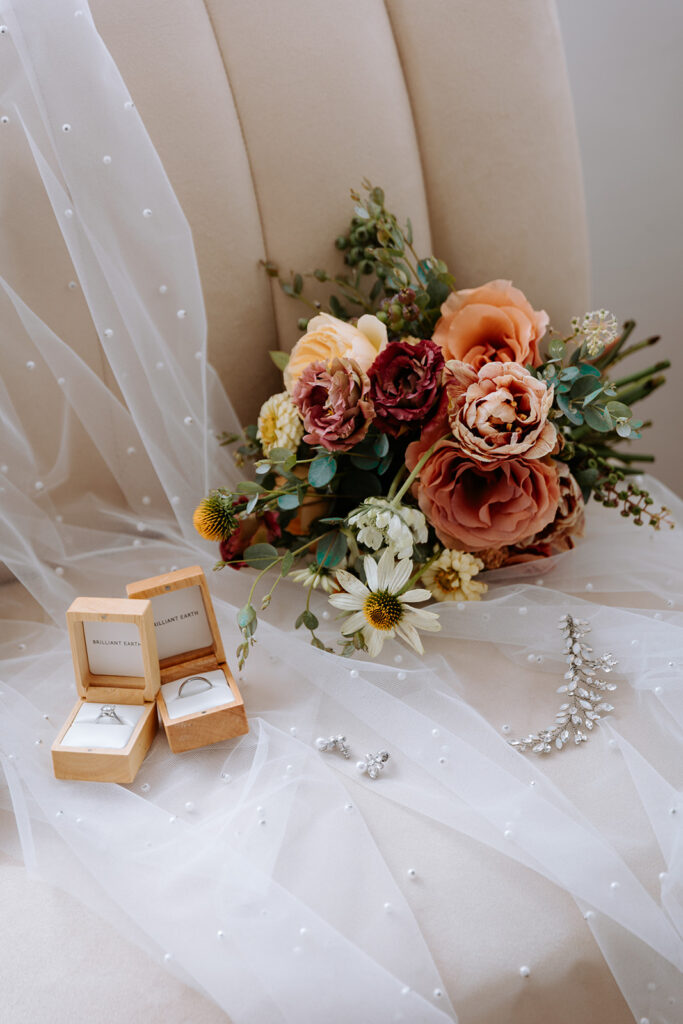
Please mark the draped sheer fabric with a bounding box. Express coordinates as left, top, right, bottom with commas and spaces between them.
0, 3, 681, 1022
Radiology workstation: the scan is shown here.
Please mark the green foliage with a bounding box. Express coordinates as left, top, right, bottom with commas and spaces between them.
308, 454, 337, 488
269, 350, 290, 371
244, 543, 279, 569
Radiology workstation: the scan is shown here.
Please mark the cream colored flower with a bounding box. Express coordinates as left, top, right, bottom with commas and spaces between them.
421, 549, 487, 602
289, 560, 346, 593
347, 498, 428, 560
574, 309, 619, 358
284, 312, 387, 394
257, 391, 304, 455
328, 549, 440, 657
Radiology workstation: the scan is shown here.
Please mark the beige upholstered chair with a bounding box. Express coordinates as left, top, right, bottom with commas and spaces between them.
3, 0, 588, 511
5, 4, 633, 1023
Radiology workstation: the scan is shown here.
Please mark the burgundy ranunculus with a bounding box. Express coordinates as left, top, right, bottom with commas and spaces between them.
219, 498, 282, 569
368, 338, 445, 436
292, 357, 374, 452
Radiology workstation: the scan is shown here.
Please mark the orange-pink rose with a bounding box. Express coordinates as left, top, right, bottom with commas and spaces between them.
433, 280, 548, 370
445, 360, 557, 463
405, 433, 561, 551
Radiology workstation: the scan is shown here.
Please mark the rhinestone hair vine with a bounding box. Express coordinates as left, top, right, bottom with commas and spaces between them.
510, 614, 618, 755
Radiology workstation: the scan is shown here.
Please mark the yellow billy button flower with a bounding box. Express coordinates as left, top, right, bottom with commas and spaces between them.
328, 549, 441, 657
192, 490, 238, 541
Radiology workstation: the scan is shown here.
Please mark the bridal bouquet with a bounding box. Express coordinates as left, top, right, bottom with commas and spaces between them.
194, 183, 671, 665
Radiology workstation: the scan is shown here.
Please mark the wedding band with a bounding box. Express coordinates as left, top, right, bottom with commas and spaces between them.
177, 675, 214, 698
95, 704, 125, 725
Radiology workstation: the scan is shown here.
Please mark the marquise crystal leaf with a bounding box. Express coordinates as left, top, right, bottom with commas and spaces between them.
509, 614, 618, 756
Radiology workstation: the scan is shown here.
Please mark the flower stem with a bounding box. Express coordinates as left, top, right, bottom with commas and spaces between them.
391, 435, 450, 507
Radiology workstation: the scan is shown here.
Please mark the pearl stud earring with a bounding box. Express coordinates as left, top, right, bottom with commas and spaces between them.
315, 734, 350, 759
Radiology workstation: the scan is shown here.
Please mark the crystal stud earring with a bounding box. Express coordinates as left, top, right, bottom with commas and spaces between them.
315, 734, 350, 759
356, 750, 390, 779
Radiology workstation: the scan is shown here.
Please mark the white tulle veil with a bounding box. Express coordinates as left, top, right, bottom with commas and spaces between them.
0, 2, 681, 1022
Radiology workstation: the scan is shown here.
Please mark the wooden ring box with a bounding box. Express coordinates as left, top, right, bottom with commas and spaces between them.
125, 566, 248, 753
52, 597, 161, 783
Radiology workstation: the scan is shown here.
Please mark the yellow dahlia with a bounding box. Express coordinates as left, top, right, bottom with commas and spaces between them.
257, 391, 304, 456
421, 549, 487, 602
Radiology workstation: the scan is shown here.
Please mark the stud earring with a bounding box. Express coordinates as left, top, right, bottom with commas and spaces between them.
356, 750, 390, 779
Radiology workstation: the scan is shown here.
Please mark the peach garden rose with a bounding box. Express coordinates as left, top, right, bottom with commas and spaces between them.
284, 312, 387, 394
433, 280, 548, 369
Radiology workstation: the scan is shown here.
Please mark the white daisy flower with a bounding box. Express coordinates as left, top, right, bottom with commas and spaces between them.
328, 548, 440, 657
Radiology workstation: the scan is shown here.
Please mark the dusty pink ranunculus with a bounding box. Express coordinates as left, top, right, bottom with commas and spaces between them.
405, 434, 561, 551
445, 360, 557, 463
368, 337, 445, 436
292, 356, 374, 452
433, 280, 548, 370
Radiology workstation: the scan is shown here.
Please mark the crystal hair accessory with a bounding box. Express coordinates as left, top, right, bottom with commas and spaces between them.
315, 734, 350, 759
356, 750, 390, 778
510, 614, 617, 754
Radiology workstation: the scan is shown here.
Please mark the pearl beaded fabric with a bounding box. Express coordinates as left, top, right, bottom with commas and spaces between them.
0, 3, 682, 1024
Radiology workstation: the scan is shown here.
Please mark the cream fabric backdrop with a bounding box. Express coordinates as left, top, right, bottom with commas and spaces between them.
6, 4, 677, 1024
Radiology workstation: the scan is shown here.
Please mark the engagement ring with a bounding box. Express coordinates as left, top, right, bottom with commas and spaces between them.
95, 704, 125, 725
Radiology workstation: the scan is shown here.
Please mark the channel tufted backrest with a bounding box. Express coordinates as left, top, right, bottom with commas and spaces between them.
90, 0, 589, 425
1, 0, 588, 514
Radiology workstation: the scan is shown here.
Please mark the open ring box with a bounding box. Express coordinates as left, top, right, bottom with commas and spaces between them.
51, 597, 161, 783
125, 566, 248, 753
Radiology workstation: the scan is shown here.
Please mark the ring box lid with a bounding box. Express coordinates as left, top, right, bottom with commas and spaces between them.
66, 597, 160, 705
125, 566, 225, 684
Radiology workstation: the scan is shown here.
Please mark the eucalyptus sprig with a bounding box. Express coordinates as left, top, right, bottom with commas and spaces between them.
261, 180, 455, 338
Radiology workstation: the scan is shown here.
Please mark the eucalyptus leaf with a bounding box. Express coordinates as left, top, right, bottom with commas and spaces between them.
277, 492, 301, 510
583, 405, 613, 432
377, 452, 393, 475
281, 550, 294, 576
316, 531, 348, 568
246, 494, 259, 514
556, 392, 584, 425
559, 366, 580, 381
244, 543, 279, 570
351, 453, 379, 470
302, 610, 319, 630
269, 350, 290, 371
605, 400, 632, 419
571, 375, 603, 400
579, 364, 602, 377
582, 387, 604, 407
548, 338, 566, 360
237, 481, 265, 494
269, 447, 294, 464
372, 433, 390, 458
308, 454, 337, 488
